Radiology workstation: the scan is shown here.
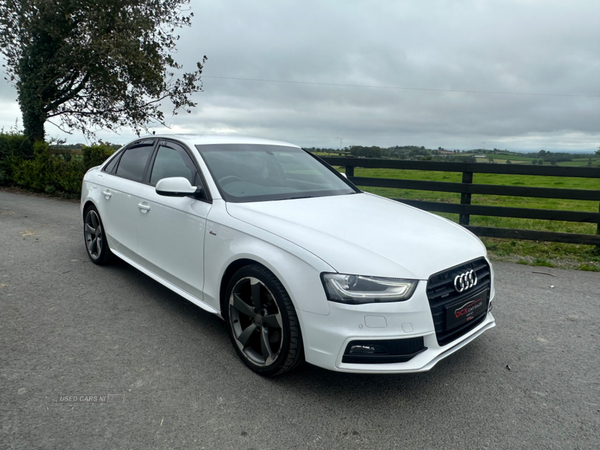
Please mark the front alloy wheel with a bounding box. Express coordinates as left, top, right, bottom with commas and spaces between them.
226, 265, 303, 376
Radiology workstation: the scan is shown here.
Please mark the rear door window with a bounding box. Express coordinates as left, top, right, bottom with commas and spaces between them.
115, 141, 155, 182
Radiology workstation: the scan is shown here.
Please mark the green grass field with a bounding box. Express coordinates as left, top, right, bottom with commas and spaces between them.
343, 166, 600, 271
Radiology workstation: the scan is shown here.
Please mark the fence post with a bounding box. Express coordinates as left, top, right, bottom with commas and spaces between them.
459, 171, 473, 226
346, 165, 354, 177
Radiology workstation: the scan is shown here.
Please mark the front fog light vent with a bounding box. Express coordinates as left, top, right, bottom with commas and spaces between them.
342, 337, 426, 364
349, 345, 377, 355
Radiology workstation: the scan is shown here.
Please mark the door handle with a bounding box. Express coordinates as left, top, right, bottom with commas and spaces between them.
102, 189, 112, 199
138, 203, 151, 213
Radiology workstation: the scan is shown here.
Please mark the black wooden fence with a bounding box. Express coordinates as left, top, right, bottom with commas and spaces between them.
322, 157, 600, 246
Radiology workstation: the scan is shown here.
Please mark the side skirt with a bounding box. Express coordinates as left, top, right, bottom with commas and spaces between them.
111, 248, 220, 316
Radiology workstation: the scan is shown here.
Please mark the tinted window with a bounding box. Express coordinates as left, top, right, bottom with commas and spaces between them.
150, 143, 201, 186
115, 144, 154, 182
196, 144, 357, 202
103, 152, 121, 174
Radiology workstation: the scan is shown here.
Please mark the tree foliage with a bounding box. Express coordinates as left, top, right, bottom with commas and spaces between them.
0, 0, 206, 141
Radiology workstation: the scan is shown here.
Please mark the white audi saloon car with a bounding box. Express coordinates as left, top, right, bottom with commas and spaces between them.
81, 135, 496, 376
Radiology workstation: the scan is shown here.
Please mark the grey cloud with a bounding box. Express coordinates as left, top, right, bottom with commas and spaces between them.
0, 0, 598, 150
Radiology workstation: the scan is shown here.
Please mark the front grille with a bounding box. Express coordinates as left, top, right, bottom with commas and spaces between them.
426, 258, 491, 346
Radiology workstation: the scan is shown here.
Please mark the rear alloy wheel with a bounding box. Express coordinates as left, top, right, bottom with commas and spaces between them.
84, 207, 113, 265
226, 265, 304, 376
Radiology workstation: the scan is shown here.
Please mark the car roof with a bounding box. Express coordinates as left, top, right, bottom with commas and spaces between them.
143, 134, 301, 149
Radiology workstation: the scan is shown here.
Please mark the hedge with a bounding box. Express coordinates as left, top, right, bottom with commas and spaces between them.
0, 132, 115, 195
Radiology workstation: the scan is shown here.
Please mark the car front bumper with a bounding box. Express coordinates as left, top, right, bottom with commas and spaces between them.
297, 283, 496, 373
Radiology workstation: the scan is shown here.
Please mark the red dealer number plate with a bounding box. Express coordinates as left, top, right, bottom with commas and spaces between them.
445, 290, 488, 331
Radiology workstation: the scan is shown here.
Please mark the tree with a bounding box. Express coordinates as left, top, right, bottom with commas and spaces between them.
0, 0, 206, 142
350, 146, 383, 158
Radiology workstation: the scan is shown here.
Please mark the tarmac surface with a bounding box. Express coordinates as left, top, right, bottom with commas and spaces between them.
1, 189, 599, 449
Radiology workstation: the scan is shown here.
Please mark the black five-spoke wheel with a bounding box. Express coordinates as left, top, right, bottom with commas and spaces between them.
84, 207, 113, 265
226, 265, 304, 376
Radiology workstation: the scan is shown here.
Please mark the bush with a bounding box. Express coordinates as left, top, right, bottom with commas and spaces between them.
82, 143, 115, 168
0, 131, 32, 185
11, 141, 84, 193
1, 133, 115, 195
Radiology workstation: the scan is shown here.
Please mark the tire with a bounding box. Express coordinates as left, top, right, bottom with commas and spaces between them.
83, 206, 113, 265
225, 264, 304, 376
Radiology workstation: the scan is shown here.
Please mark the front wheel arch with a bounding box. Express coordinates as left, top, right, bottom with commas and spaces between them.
219, 259, 258, 317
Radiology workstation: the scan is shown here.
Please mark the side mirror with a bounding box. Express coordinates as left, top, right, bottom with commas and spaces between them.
156, 177, 200, 197
340, 172, 348, 178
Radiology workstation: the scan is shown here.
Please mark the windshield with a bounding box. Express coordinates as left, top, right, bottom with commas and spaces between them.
196, 144, 358, 202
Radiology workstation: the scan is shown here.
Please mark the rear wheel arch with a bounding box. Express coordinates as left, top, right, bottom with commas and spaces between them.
82, 200, 97, 219
83, 204, 114, 265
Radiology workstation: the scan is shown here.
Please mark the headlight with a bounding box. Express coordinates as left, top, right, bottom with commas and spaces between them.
321, 273, 418, 304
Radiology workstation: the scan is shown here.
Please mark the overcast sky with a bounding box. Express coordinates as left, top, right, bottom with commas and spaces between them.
1, 0, 599, 151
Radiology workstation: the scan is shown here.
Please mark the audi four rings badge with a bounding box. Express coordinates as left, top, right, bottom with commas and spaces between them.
454, 270, 478, 292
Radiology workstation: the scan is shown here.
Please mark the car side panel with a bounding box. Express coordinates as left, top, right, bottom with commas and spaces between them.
82, 170, 138, 258
135, 184, 212, 300
94, 174, 147, 259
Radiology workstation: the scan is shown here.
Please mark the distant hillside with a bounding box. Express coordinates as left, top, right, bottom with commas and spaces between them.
305, 146, 600, 167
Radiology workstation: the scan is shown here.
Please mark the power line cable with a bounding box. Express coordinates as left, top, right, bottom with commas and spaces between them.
203, 75, 600, 98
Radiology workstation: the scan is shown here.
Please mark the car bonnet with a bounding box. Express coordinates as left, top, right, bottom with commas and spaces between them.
225, 192, 486, 280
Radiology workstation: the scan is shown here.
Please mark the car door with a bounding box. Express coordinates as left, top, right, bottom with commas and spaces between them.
136, 140, 212, 300
98, 139, 156, 260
